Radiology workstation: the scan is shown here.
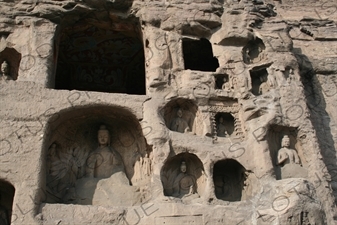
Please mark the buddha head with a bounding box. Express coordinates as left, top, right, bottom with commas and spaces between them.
281, 135, 290, 148
1, 61, 9, 75
180, 161, 187, 173
98, 125, 110, 147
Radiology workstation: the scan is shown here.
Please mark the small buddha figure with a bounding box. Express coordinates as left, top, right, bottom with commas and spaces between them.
221, 77, 230, 90
1, 61, 11, 80
172, 161, 198, 199
170, 109, 191, 133
258, 74, 271, 95
276, 135, 307, 179
277, 135, 300, 166
86, 125, 126, 178
217, 117, 228, 137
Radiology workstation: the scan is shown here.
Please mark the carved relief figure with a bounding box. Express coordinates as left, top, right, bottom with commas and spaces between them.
217, 117, 228, 137
276, 135, 307, 179
133, 155, 142, 182
221, 77, 230, 90
47, 143, 80, 202
133, 152, 152, 183
74, 125, 140, 206
170, 109, 190, 133
277, 135, 300, 166
259, 74, 271, 95
86, 125, 126, 178
172, 161, 198, 199
143, 153, 151, 177
0, 61, 11, 80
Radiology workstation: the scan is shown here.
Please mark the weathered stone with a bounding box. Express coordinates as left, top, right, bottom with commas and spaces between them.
0, 0, 337, 224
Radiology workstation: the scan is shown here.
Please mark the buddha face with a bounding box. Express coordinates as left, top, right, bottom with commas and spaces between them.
180, 162, 187, 173
219, 117, 224, 123
98, 131, 109, 146
1, 61, 8, 74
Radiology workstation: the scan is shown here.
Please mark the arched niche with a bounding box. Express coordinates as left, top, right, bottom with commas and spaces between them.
161, 99, 204, 135
215, 112, 235, 137
182, 38, 219, 72
242, 37, 265, 64
267, 125, 307, 180
161, 152, 206, 200
0, 180, 15, 225
213, 159, 246, 202
54, 14, 145, 94
0, 47, 21, 80
43, 105, 151, 206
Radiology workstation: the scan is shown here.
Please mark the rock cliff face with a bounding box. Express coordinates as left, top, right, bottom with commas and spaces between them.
0, 0, 336, 224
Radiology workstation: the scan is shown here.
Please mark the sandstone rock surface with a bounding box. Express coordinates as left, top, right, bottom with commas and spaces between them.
0, 0, 337, 224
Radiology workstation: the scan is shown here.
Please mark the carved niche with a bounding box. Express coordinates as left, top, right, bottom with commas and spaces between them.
182, 38, 219, 72
214, 74, 230, 90
267, 125, 307, 180
242, 37, 265, 64
0, 47, 21, 81
162, 99, 207, 135
213, 159, 247, 202
44, 106, 152, 206
55, 16, 145, 94
209, 100, 245, 140
161, 153, 206, 202
0, 180, 15, 225
250, 67, 276, 96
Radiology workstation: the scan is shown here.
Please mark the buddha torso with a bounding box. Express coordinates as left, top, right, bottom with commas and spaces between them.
87, 146, 125, 178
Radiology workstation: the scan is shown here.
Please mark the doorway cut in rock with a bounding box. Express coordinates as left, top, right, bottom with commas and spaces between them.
182, 38, 219, 72
55, 18, 145, 94
0, 180, 15, 225
213, 159, 246, 202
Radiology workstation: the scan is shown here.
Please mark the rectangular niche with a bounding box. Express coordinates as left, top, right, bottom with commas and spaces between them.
249, 68, 269, 96
54, 16, 146, 95
182, 38, 219, 72
209, 100, 245, 140
267, 125, 308, 180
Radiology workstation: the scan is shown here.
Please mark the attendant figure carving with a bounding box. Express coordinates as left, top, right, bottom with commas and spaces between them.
0, 61, 11, 80
221, 77, 230, 90
259, 74, 271, 95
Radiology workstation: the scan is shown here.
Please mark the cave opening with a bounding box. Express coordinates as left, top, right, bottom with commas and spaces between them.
55, 18, 146, 94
